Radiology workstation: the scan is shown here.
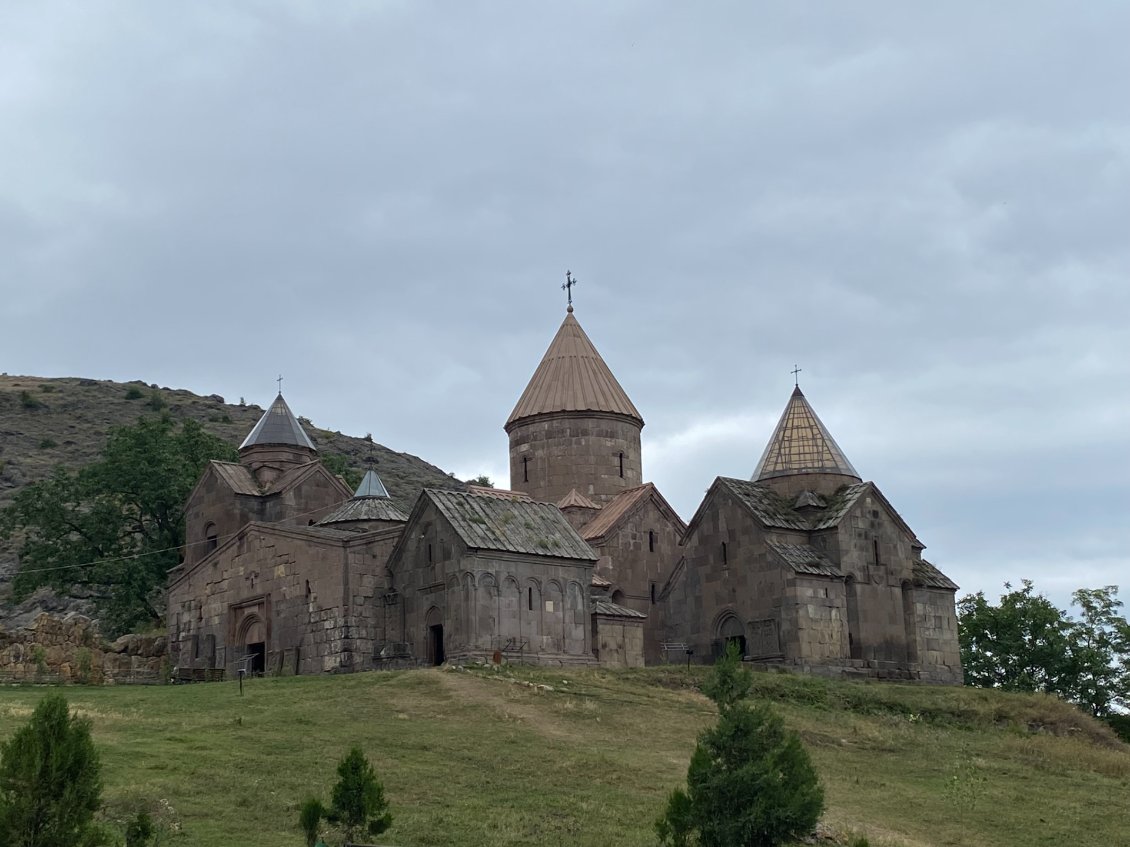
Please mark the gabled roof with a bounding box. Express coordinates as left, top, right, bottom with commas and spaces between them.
425, 489, 596, 561
239, 393, 316, 451
766, 540, 842, 577
187, 458, 348, 506
913, 559, 958, 591
592, 598, 647, 619
557, 488, 601, 510
506, 311, 643, 429
753, 387, 860, 481
208, 461, 260, 496
714, 477, 810, 531
581, 482, 686, 543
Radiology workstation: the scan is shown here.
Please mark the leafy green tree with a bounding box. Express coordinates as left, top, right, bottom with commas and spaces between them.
957, 581, 1077, 694
1068, 586, 1130, 717
0, 693, 106, 847
320, 454, 362, 491
0, 416, 237, 634
959, 582, 1130, 717
298, 797, 325, 847
657, 645, 824, 847
327, 747, 391, 843
465, 474, 493, 488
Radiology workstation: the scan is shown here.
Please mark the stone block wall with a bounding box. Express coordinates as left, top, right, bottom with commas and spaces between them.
593, 616, 644, 667
508, 412, 642, 505
911, 587, 964, 683
0, 614, 166, 684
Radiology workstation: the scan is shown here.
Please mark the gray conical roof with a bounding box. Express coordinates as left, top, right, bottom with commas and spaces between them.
353, 469, 390, 499
752, 387, 860, 481
239, 393, 316, 451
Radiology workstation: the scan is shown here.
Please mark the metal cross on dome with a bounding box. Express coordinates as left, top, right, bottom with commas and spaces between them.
791, 364, 802, 387
276, 374, 284, 393
562, 270, 578, 311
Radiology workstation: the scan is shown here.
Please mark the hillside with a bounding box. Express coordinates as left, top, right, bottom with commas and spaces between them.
0, 373, 464, 600
0, 667, 1125, 847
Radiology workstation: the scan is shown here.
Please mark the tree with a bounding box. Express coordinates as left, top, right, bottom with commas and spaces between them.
298, 797, 325, 847
959, 581, 1130, 717
327, 747, 391, 843
958, 581, 1077, 694
0, 693, 106, 847
657, 645, 824, 847
0, 416, 237, 635
465, 474, 493, 488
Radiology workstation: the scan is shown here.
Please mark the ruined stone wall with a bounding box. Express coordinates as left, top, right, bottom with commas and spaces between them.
592, 616, 644, 667
0, 614, 165, 684
508, 412, 642, 506
588, 496, 683, 663
384, 501, 595, 666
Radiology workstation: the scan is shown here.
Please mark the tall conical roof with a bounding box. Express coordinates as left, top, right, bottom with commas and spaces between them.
239, 393, 316, 451
506, 311, 643, 429
353, 469, 390, 499
752, 387, 860, 481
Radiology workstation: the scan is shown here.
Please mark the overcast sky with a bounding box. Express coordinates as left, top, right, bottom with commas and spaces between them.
2, 2, 1127, 611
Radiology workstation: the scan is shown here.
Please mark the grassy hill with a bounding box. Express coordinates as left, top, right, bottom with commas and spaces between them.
0, 373, 464, 597
0, 667, 1125, 847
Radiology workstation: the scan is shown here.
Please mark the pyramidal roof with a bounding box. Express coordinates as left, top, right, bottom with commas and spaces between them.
506, 310, 643, 429
353, 469, 390, 499
752, 387, 860, 481
239, 393, 316, 451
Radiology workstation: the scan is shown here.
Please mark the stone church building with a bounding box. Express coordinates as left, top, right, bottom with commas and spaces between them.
168, 303, 962, 684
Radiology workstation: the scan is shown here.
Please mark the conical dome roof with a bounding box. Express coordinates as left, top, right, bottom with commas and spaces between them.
752, 387, 860, 481
352, 469, 390, 499
506, 311, 642, 429
239, 393, 316, 451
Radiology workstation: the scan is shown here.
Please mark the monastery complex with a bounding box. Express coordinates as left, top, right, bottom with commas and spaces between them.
167, 303, 963, 684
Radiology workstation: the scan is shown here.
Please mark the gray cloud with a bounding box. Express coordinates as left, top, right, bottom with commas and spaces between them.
2, 1, 1127, 611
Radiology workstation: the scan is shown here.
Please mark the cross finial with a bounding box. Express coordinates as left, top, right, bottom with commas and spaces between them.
276, 374, 284, 394
562, 270, 577, 313
791, 364, 802, 387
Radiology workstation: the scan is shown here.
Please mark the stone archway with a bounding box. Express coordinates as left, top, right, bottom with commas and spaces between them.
238, 614, 266, 675
717, 614, 747, 658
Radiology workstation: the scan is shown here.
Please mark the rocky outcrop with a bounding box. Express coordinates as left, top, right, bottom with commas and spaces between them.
0, 613, 167, 684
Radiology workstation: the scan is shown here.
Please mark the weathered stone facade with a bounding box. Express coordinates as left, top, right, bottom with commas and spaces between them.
0, 614, 165, 684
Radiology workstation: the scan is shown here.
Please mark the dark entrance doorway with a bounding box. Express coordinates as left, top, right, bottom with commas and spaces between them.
718, 615, 747, 658
429, 625, 445, 666
247, 642, 265, 675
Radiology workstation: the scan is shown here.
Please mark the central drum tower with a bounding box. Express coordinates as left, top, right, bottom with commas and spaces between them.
506, 303, 644, 506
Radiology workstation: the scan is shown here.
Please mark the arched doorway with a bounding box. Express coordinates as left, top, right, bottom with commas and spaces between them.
718, 615, 747, 658
425, 606, 445, 666
238, 615, 266, 675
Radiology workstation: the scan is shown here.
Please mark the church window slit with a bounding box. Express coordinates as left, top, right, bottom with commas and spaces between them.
873, 538, 880, 566
527, 587, 533, 611
648, 530, 655, 553
618, 452, 624, 478
522, 456, 529, 482
650, 582, 656, 604
722, 541, 728, 565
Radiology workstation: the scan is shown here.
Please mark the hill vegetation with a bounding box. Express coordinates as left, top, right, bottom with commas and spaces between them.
0, 666, 1125, 847
0, 373, 463, 610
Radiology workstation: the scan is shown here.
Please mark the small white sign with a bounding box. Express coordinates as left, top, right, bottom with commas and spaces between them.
544, 600, 554, 613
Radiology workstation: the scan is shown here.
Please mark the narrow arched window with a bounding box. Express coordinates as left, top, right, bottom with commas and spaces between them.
650, 582, 656, 604
204, 523, 218, 554
618, 452, 624, 478
522, 456, 529, 483
648, 530, 655, 553
528, 587, 533, 611
722, 541, 728, 565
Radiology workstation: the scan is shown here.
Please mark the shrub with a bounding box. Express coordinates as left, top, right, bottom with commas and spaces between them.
19, 390, 41, 410
0, 693, 106, 847
145, 392, 166, 411
328, 747, 392, 842
38, 438, 58, 450
124, 386, 144, 400
298, 797, 325, 847
657, 645, 824, 847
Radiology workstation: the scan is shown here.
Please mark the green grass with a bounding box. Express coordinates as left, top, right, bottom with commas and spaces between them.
0, 667, 1126, 847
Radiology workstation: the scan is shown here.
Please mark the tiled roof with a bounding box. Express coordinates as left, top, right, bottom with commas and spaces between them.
240, 393, 316, 451
913, 560, 958, 591
753, 387, 859, 481
427, 489, 596, 561
506, 311, 643, 428
592, 598, 647, 618
209, 461, 260, 496
590, 572, 613, 588
318, 497, 408, 526
808, 483, 870, 530
766, 540, 842, 577
557, 488, 601, 510
716, 478, 810, 530
467, 485, 532, 501
581, 483, 686, 542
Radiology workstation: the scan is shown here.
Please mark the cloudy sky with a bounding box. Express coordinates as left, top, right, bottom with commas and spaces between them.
2, 2, 1127, 610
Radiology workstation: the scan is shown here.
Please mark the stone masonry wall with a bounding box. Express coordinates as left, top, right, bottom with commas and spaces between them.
508, 412, 642, 506
592, 616, 644, 667
0, 614, 166, 684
